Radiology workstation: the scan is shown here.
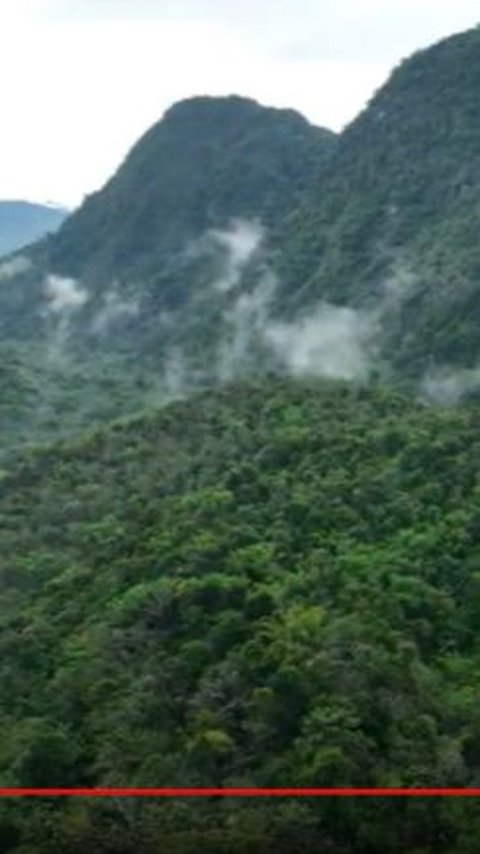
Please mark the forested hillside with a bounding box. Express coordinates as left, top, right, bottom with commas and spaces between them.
48, 96, 334, 282
0, 97, 334, 460
275, 26, 480, 381
5, 23, 480, 853
5, 29, 480, 458
2, 379, 480, 851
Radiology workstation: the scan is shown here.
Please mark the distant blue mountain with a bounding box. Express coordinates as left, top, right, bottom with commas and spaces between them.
0, 200, 68, 256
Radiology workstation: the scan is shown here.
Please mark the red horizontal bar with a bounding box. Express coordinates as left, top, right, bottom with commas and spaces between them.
0, 788, 479, 797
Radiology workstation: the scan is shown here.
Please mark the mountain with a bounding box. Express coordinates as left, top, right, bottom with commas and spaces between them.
0, 96, 334, 459
275, 26, 480, 385
0, 201, 67, 256
48, 95, 334, 282
2, 378, 480, 851
5, 27, 480, 459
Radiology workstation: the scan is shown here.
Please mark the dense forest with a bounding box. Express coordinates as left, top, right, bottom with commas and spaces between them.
2, 379, 480, 850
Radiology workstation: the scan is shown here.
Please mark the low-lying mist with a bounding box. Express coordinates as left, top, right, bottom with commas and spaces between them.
10, 220, 475, 446
0, 256, 31, 280
209, 219, 264, 293
44, 275, 88, 313
265, 303, 376, 381
420, 365, 480, 405
91, 286, 140, 334
208, 219, 379, 386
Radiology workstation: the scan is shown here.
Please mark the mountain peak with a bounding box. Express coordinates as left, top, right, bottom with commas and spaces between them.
47, 94, 334, 280
162, 94, 315, 128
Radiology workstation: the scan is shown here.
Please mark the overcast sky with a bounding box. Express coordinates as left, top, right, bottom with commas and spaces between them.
1, 0, 479, 207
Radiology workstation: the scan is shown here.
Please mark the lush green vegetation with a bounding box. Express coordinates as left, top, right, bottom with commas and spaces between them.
0, 341, 168, 468
275, 26, 480, 376
49, 96, 334, 282
6, 27, 480, 852
2, 378, 480, 850
0, 97, 334, 459
7, 28, 480, 456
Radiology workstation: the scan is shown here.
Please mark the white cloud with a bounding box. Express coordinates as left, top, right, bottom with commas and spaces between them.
420, 365, 480, 405
44, 274, 87, 312
265, 302, 376, 381
382, 259, 417, 302
163, 346, 187, 398
28, 1, 480, 63
91, 286, 139, 333
218, 270, 276, 380
0, 256, 31, 279
209, 219, 264, 292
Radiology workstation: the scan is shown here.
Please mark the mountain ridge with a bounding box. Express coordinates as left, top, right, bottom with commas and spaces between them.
4, 28, 480, 454
274, 25, 480, 380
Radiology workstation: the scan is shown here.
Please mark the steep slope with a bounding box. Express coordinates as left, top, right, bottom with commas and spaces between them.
48, 95, 334, 282
2, 379, 480, 850
0, 97, 334, 459
276, 26, 480, 382
0, 201, 67, 256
